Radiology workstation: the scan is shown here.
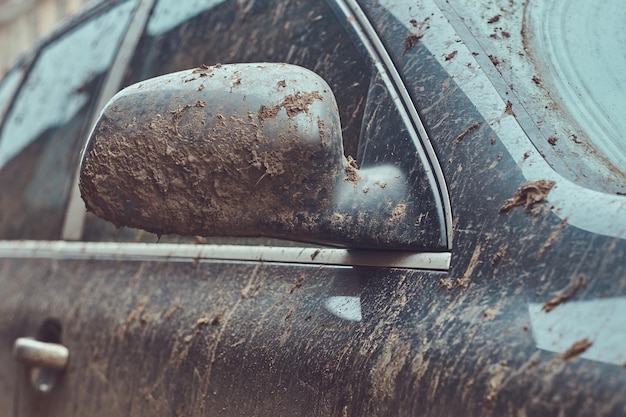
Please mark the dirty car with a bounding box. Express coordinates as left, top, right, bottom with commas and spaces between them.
1, 0, 625, 416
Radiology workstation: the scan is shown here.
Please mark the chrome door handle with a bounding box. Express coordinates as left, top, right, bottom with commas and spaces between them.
13, 337, 69, 370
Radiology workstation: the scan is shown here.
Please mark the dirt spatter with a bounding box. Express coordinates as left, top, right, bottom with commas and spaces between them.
452, 122, 482, 150
331, 212, 345, 227
562, 338, 593, 361
499, 180, 556, 213
211, 309, 226, 325
344, 156, 361, 183
317, 117, 326, 146
289, 276, 305, 294
119, 296, 149, 339
249, 149, 285, 179
369, 331, 411, 404
482, 307, 499, 320
170, 101, 207, 132
548, 136, 558, 146
258, 91, 323, 122
488, 14, 501, 24
456, 243, 483, 289
445, 50, 458, 61
403, 32, 423, 56
485, 362, 509, 403
195, 316, 211, 328
542, 275, 586, 312
439, 278, 454, 290
491, 249, 504, 265
191, 64, 214, 78
392, 203, 406, 221
277, 80, 286, 88
489, 55, 500, 66
538, 217, 569, 257
504, 100, 515, 116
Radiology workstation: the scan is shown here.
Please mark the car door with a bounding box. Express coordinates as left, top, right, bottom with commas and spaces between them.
1, 0, 452, 416
3, 0, 626, 416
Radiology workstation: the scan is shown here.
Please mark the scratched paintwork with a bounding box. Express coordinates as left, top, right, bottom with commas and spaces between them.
1, 0, 626, 416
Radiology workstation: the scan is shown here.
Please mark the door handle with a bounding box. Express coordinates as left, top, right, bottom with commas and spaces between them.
13, 337, 69, 371
13, 337, 69, 393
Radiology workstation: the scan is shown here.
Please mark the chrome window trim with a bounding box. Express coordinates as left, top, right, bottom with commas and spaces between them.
0, 241, 451, 271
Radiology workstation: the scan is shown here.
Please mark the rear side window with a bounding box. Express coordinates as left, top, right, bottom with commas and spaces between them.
0, 1, 137, 239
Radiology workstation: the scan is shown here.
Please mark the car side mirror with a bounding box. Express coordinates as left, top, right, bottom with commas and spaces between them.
79, 63, 414, 249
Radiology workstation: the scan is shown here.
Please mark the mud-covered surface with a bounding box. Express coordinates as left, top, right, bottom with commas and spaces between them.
80, 65, 431, 249
2, 230, 626, 417
499, 180, 556, 214
4, 0, 626, 416
80, 66, 342, 240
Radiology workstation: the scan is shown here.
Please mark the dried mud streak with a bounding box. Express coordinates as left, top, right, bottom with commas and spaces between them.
538, 216, 569, 257
257, 91, 323, 122
499, 180, 556, 213
199, 265, 262, 410
562, 338, 593, 361
543, 275, 586, 312
403, 32, 423, 56
487, 14, 501, 24
444, 50, 458, 61
485, 362, 508, 403
456, 243, 482, 289
118, 295, 149, 339
369, 331, 411, 403
452, 122, 482, 151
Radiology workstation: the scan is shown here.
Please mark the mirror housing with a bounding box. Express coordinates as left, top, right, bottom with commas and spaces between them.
80, 64, 416, 249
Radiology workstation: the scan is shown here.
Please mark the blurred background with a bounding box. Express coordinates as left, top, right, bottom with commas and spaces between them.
0, 0, 91, 77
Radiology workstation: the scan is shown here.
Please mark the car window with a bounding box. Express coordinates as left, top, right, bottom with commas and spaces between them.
80, 0, 450, 250
357, 71, 444, 247
0, 1, 137, 239
82, 0, 373, 244
0, 68, 23, 123
0, 0, 448, 249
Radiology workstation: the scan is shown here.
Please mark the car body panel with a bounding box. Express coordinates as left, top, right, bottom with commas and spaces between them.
1, 0, 625, 416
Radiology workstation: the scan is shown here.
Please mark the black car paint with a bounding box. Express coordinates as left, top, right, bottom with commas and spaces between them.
1, 0, 626, 416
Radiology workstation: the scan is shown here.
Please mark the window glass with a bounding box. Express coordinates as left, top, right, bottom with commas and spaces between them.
0, 1, 137, 239
0, 68, 24, 123
358, 72, 443, 247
